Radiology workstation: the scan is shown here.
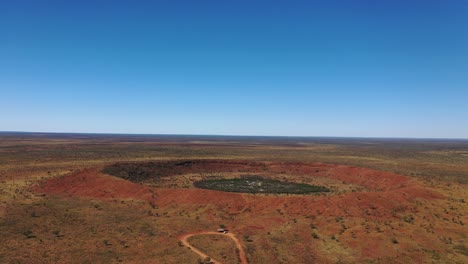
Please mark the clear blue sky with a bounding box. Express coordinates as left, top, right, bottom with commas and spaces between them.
1, 1, 467, 138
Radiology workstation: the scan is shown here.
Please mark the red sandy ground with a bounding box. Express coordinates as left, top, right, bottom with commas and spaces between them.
179, 231, 248, 264
35, 160, 464, 263
36, 161, 441, 217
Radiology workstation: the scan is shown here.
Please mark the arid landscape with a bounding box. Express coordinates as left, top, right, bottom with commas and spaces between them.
3, 1, 467, 263
0, 132, 467, 263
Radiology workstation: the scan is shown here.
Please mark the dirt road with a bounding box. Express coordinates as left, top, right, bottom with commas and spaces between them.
179, 231, 248, 264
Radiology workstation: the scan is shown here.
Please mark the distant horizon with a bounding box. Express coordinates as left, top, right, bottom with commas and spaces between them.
2, 130, 467, 141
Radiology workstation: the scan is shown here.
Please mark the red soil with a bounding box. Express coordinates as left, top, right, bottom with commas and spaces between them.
35, 161, 443, 219
178, 231, 248, 264
37, 168, 152, 200
34, 160, 449, 263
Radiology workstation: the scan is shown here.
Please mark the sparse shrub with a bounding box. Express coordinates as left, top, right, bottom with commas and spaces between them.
52, 230, 61, 237
454, 244, 468, 256
23, 230, 35, 238
402, 214, 414, 224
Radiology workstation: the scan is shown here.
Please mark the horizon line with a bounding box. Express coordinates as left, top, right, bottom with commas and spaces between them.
1, 130, 467, 141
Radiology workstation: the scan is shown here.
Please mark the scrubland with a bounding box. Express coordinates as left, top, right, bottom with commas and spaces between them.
0, 133, 467, 263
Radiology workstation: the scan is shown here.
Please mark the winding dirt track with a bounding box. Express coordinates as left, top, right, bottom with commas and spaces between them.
179, 231, 248, 264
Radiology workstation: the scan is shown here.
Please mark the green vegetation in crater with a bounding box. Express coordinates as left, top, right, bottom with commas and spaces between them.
194, 176, 330, 194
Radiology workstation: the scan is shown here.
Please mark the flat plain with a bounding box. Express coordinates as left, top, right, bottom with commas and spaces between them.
0, 132, 467, 263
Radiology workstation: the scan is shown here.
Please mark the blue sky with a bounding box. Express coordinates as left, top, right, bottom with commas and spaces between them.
1, 1, 467, 138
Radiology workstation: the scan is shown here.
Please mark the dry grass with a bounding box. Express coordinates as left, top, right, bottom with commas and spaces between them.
0, 133, 467, 263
